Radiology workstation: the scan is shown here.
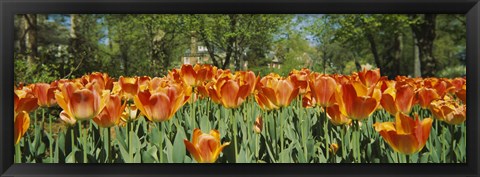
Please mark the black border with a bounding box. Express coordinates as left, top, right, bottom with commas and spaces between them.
1, 0, 479, 177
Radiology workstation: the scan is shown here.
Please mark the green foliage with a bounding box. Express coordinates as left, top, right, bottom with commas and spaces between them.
437, 65, 466, 78
13, 14, 465, 81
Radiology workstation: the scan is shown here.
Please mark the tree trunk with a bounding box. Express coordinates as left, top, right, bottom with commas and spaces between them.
413, 35, 421, 78
24, 14, 38, 68
222, 14, 237, 70
365, 32, 382, 73
393, 33, 402, 77
410, 14, 437, 77
18, 15, 27, 54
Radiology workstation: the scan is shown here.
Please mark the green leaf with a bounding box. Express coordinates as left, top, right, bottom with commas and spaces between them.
141, 146, 157, 163
165, 136, 173, 163
172, 126, 187, 163
200, 115, 210, 133
66, 149, 78, 163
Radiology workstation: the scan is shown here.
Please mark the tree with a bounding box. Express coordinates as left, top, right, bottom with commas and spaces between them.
316, 14, 411, 78
187, 14, 291, 70
409, 14, 438, 77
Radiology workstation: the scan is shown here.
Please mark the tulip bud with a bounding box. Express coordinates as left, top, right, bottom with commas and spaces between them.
329, 143, 339, 155
253, 115, 263, 134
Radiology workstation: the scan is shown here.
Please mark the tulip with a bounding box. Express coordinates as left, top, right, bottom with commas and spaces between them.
117, 76, 139, 99
358, 68, 381, 88
133, 83, 187, 122
93, 94, 126, 128
14, 89, 38, 114
184, 129, 230, 163
326, 104, 352, 126
380, 84, 415, 115
301, 90, 316, 108
309, 74, 337, 107
416, 87, 440, 108
180, 64, 217, 87
430, 97, 466, 125
181, 64, 201, 86
455, 84, 466, 104
329, 143, 339, 155
255, 75, 299, 109
335, 82, 381, 121
32, 83, 57, 107
82, 72, 114, 91
121, 105, 140, 122
253, 115, 263, 134
289, 69, 310, 94
234, 70, 258, 95
374, 113, 433, 155
204, 76, 250, 108
14, 111, 30, 145
59, 110, 77, 127
55, 82, 109, 121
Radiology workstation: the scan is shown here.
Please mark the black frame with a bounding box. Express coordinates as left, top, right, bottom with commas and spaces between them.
1, 0, 479, 177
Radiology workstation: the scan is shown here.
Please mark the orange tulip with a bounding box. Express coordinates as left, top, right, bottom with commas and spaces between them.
255, 75, 299, 109
59, 110, 77, 127
380, 84, 415, 115
184, 129, 230, 163
455, 84, 466, 104
81, 72, 114, 91
219, 79, 250, 108
133, 83, 187, 122
55, 82, 109, 121
32, 83, 57, 107
335, 82, 381, 121
14, 88, 38, 114
326, 104, 352, 126
309, 74, 337, 107
450, 78, 466, 93
374, 113, 433, 155
181, 64, 200, 86
234, 70, 258, 95
121, 105, 140, 122
117, 76, 139, 99
430, 97, 466, 125
301, 90, 316, 108
14, 111, 30, 145
204, 76, 250, 108
253, 115, 263, 134
289, 69, 310, 94
416, 87, 440, 108
180, 64, 217, 87
358, 68, 381, 88
93, 94, 126, 128
13, 88, 38, 145
329, 143, 339, 155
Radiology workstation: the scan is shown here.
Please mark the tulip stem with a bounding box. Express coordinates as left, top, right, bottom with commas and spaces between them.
107, 127, 112, 163
353, 120, 360, 163
46, 109, 53, 163
15, 142, 21, 163
70, 127, 75, 153
81, 121, 87, 163
450, 124, 456, 162
279, 108, 284, 160
190, 93, 196, 130
298, 97, 307, 162
406, 154, 410, 163
159, 122, 164, 163
255, 134, 259, 162
323, 107, 329, 161
229, 109, 238, 163
341, 126, 346, 160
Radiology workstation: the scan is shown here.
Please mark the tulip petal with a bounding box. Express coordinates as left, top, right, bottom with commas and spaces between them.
184, 139, 202, 163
